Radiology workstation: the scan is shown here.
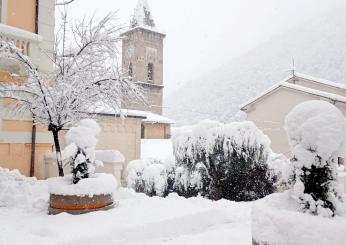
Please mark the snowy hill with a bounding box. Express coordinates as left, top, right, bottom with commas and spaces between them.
165, 7, 346, 125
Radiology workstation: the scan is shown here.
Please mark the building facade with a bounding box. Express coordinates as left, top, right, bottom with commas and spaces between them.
0, 0, 55, 179
241, 73, 346, 161
122, 0, 173, 139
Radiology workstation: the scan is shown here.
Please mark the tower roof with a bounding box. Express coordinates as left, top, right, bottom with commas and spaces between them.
131, 0, 156, 29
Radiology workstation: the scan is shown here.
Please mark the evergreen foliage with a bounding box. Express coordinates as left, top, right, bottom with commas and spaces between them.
285, 100, 346, 217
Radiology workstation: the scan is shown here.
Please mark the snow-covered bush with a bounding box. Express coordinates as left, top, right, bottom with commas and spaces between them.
173, 120, 277, 201
173, 164, 210, 198
285, 100, 346, 217
64, 119, 102, 184
127, 158, 170, 197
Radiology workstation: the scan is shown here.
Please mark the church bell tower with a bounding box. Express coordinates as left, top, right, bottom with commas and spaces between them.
122, 0, 166, 115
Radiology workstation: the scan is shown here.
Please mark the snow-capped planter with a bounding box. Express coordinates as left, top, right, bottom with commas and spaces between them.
252, 192, 346, 245
48, 173, 117, 215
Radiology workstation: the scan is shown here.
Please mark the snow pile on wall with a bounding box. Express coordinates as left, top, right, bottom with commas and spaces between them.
252, 191, 346, 244
0, 168, 48, 211
48, 173, 117, 197
285, 100, 346, 216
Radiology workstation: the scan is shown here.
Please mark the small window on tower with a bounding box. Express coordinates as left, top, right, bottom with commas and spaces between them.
147, 63, 154, 82
128, 63, 133, 79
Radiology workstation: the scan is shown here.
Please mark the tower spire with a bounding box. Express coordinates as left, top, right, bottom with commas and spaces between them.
131, 0, 156, 29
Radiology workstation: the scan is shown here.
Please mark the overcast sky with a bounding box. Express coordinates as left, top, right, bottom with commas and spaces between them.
58, 0, 345, 95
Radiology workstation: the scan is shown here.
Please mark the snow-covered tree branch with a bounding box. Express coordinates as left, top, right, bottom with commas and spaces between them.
0, 13, 142, 177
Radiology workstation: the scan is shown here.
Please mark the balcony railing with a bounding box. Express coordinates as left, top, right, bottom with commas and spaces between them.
0, 24, 42, 56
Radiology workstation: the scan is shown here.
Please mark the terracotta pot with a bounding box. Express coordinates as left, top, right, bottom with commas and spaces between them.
49, 193, 115, 215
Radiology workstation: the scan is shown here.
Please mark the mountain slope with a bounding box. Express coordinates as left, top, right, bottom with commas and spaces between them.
165, 7, 346, 125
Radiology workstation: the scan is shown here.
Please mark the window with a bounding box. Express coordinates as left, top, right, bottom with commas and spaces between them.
128, 63, 133, 79
147, 63, 154, 82
141, 125, 145, 139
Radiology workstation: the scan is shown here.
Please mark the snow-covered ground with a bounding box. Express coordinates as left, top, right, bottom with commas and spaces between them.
0, 168, 252, 245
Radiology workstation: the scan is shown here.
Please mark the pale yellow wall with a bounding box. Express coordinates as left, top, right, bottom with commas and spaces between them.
0, 143, 51, 179
2, 120, 48, 133
7, 0, 36, 33
143, 123, 171, 139
245, 87, 346, 155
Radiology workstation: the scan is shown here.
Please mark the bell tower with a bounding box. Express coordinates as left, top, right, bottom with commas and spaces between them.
122, 0, 166, 115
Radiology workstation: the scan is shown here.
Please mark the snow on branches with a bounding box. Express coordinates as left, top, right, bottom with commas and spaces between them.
0, 13, 142, 176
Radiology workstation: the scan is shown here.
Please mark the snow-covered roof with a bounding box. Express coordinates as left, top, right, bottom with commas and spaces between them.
123, 109, 175, 124
122, 0, 165, 37
240, 77, 346, 110
0, 24, 42, 42
90, 102, 174, 124
294, 72, 346, 90
131, 0, 156, 29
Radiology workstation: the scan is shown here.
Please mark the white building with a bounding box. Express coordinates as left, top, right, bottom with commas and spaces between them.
241, 72, 346, 164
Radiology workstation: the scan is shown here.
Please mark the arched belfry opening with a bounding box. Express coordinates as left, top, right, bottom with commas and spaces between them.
147, 63, 154, 82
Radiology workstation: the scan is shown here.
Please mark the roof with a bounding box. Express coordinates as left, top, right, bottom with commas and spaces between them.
89, 102, 174, 124
240, 75, 346, 110
122, 0, 166, 37
123, 109, 175, 124
294, 72, 346, 90
121, 25, 166, 37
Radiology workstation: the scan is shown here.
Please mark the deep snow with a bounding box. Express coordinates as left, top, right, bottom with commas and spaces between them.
0, 167, 251, 245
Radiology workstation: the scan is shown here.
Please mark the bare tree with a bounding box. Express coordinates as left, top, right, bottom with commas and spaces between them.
0, 13, 142, 177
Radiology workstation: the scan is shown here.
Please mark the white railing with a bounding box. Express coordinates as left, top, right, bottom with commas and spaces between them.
0, 24, 42, 57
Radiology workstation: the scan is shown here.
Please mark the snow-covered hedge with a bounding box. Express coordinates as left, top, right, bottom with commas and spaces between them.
285, 101, 346, 217
128, 120, 277, 201
173, 120, 277, 201
127, 158, 174, 197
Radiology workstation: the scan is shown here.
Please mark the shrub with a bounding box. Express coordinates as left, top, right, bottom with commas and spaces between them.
173, 120, 277, 201
285, 100, 346, 217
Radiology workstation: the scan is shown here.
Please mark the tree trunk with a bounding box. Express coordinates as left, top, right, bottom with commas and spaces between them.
50, 126, 64, 177
30, 121, 37, 177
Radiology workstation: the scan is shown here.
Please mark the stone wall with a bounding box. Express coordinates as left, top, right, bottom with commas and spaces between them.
122, 27, 165, 115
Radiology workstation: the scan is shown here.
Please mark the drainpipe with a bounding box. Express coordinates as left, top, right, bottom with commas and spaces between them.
35, 0, 39, 34
30, 120, 37, 177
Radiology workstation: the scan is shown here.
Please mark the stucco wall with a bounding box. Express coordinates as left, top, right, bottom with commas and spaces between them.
7, 0, 36, 33
245, 87, 346, 156
0, 143, 51, 179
